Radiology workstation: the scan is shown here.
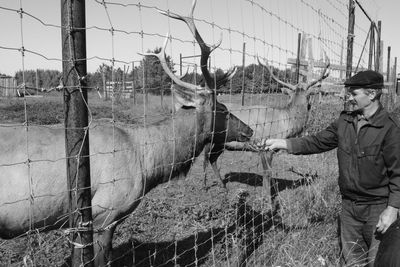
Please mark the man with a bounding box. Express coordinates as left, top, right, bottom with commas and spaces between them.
258, 70, 400, 266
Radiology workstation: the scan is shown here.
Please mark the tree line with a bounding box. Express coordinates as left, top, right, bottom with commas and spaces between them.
10, 47, 296, 95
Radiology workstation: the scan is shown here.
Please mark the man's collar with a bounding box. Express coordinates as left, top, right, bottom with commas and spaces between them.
357, 114, 367, 121
345, 104, 387, 127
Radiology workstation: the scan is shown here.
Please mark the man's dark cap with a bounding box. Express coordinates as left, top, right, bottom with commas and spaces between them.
344, 70, 383, 90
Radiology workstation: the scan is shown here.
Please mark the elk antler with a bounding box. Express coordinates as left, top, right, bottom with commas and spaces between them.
158, 0, 222, 89
215, 67, 237, 88
257, 56, 297, 91
198, 66, 238, 88
174, 66, 190, 81
305, 54, 330, 90
139, 34, 209, 95
257, 54, 330, 91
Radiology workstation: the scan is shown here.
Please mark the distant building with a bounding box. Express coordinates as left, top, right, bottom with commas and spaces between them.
0, 75, 17, 97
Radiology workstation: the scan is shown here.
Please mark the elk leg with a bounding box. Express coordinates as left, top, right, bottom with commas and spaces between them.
204, 144, 226, 188
203, 143, 212, 188
265, 151, 280, 214
260, 151, 277, 210
93, 224, 116, 267
210, 160, 226, 188
209, 145, 226, 188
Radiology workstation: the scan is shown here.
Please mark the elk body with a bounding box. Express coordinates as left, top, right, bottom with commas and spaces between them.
0, 1, 253, 265
204, 57, 330, 192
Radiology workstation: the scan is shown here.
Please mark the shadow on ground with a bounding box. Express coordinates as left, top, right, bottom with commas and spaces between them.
224, 171, 316, 196
109, 170, 317, 266
111, 192, 278, 266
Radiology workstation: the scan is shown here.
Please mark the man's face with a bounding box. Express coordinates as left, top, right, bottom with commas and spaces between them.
346, 88, 374, 112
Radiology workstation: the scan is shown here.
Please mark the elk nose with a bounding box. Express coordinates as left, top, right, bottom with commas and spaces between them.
242, 128, 254, 138
249, 128, 254, 137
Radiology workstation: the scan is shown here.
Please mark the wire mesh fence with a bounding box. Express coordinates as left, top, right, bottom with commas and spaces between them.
0, 0, 398, 266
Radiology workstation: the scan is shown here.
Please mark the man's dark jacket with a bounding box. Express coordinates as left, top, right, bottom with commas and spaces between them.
287, 104, 400, 208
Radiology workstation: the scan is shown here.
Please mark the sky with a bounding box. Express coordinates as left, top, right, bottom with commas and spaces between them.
0, 0, 399, 79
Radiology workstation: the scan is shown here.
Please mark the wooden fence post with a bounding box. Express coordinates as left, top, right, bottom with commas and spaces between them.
241, 42, 246, 106
394, 57, 398, 97
132, 61, 136, 104
340, 39, 344, 79
346, 0, 355, 79
296, 33, 302, 84
35, 69, 39, 94
344, 0, 356, 110
368, 22, 375, 70
102, 69, 107, 100
123, 65, 126, 97
375, 21, 382, 72
180, 53, 183, 76
387, 46, 391, 82
61, 0, 94, 266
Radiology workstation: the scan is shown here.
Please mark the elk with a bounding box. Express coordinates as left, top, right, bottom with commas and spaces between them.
204, 56, 330, 194
0, 1, 253, 266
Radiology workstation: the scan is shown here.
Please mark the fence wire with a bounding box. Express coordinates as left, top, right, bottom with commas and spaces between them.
0, 0, 398, 266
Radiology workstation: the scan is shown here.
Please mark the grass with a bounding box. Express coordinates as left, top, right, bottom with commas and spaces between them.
249, 222, 340, 266
0, 92, 174, 125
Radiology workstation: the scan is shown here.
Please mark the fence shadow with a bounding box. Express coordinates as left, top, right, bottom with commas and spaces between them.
223, 172, 264, 186
223, 171, 317, 196
111, 194, 279, 267
110, 170, 319, 266
112, 227, 227, 267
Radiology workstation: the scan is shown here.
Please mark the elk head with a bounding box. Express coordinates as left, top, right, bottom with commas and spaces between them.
258, 55, 330, 110
143, 0, 253, 146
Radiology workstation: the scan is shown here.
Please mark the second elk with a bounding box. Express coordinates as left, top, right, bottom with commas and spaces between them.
204, 56, 330, 201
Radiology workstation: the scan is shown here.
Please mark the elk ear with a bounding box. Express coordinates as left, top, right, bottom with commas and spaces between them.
305, 85, 320, 96
172, 84, 207, 109
281, 87, 293, 95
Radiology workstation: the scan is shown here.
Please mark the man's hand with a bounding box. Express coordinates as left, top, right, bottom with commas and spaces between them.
255, 138, 288, 151
376, 206, 398, 234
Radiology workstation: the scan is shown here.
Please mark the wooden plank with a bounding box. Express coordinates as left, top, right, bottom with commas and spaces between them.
287, 58, 308, 67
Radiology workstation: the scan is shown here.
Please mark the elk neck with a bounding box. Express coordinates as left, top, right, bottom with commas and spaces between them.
287, 89, 308, 108
284, 92, 310, 137
130, 105, 213, 193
